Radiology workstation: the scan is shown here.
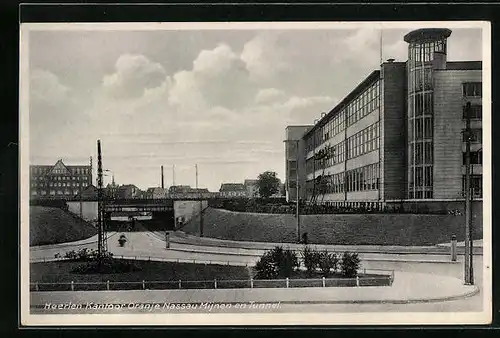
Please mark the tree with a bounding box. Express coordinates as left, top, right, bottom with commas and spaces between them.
257, 171, 281, 199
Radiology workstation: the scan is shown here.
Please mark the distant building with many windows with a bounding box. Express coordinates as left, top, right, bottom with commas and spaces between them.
285, 28, 483, 211
117, 184, 143, 199
146, 187, 168, 199
30, 159, 92, 199
219, 183, 247, 198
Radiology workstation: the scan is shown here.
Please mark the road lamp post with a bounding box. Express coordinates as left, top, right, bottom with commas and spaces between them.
294, 140, 301, 243
463, 102, 474, 285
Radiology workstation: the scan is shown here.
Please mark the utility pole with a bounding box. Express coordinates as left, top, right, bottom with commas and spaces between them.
172, 164, 176, 186
195, 164, 204, 237
464, 102, 474, 285
96, 140, 107, 261
195, 164, 198, 190
295, 140, 301, 243
161, 165, 164, 189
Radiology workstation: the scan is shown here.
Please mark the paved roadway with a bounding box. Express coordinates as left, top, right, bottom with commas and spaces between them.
30, 231, 476, 265
29, 231, 487, 314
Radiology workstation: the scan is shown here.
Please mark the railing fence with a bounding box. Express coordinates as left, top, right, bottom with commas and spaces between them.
31, 268, 394, 292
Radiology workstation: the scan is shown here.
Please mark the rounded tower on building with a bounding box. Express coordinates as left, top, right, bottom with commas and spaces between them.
404, 28, 452, 199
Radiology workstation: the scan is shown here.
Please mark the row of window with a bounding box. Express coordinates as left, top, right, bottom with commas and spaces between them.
463, 104, 482, 119
32, 175, 88, 181
408, 67, 433, 93
409, 165, 433, 189
408, 92, 433, 118
462, 175, 483, 197
408, 190, 434, 199
463, 151, 483, 165
408, 39, 447, 65
305, 81, 380, 152
408, 116, 434, 142
463, 82, 482, 97
31, 167, 90, 175
463, 128, 482, 143
306, 122, 381, 174
31, 190, 81, 196
306, 162, 380, 195
347, 122, 380, 160
31, 182, 89, 188
346, 81, 380, 126
409, 141, 433, 166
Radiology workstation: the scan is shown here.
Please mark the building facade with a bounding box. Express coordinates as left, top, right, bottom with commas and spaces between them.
30, 159, 92, 199
285, 28, 483, 209
146, 187, 168, 199
117, 184, 142, 199
284, 125, 313, 201
219, 183, 247, 198
168, 185, 213, 199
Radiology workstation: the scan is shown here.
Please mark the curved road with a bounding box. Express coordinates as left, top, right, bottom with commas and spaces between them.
29, 231, 486, 314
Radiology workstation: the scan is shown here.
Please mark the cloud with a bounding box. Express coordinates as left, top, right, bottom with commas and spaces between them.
28, 27, 484, 191
241, 33, 291, 83
30, 68, 71, 104
169, 43, 257, 111
255, 88, 287, 104
102, 54, 167, 99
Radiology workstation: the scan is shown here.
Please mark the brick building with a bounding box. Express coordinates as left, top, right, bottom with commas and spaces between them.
219, 183, 247, 198
284, 28, 483, 210
30, 159, 92, 199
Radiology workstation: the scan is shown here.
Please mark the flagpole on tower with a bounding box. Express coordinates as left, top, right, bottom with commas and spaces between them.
380, 28, 383, 66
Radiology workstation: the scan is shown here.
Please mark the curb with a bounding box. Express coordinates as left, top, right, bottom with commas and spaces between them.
171, 233, 483, 256
260, 285, 480, 305
30, 285, 480, 306
165, 247, 460, 264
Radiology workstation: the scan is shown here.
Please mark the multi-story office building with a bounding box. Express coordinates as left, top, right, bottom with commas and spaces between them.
284, 126, 312, 202
30, 159, 92, 199
284, 28, 483, 210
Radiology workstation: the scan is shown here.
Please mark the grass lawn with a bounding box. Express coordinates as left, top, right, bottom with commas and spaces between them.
31, 260, 390, 291
182, 207, 482, 246
31, 259, 250, 291
30, 206, 97, 246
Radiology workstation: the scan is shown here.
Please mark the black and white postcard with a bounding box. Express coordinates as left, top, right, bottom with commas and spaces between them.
20, 21, 492, 326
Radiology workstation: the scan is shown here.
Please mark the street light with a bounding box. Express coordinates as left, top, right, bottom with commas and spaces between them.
104, 169, 115, 199
292, 140, 301, 243
463, 101, 474, 285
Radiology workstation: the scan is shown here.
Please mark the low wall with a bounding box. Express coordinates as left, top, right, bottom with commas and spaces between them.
67, 201, 98, 222
174, 200, 208, 229
385, 200, 483, 232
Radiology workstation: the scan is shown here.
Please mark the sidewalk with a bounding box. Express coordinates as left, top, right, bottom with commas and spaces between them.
170, 231, 483, 256
30, 271, 478, 311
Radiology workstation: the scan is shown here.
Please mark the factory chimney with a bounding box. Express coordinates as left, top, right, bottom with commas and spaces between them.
161, 165, 164, 189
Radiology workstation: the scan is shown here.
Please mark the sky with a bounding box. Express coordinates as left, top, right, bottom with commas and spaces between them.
25, 23, 484, 191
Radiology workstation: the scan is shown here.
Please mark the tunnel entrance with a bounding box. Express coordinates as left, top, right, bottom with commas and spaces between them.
105, 210, 175, 232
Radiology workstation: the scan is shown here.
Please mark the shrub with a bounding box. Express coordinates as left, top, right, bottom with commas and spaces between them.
254, 246, 299, 279
278, 248, 299, 278
340, 251, 360, 278
72, 258, 141, 274
301, 246, 321, 275
318, 250, 339, 277
61, 248, 110, 262
255, 251, 279, 279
